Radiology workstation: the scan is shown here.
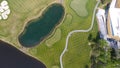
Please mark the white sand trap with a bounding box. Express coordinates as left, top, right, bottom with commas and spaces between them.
0, 6, 4, 12
1, 1, 8, 6
0, 0, 11, 20
2, 5, 9, 10
0, 16, 2, 20
2, 12, 8, 19
4, 9, 10, 14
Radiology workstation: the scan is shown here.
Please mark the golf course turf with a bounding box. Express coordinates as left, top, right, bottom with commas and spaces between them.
0, 0, 98, 68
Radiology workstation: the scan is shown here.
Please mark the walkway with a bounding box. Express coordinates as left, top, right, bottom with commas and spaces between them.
59, 0, 100, 68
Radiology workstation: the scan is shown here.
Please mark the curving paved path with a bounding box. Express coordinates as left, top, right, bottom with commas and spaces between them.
59, 0, 100, 68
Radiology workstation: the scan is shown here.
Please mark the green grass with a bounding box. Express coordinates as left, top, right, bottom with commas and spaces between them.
52, 65, 59, 68
46, 28, 61, 47
70, 0, 88, 17
0, 0, 98, 68
62, 1, 98, 67
29, 0, 97, 68
63, 21, 98, 68
8, 0, 53, 13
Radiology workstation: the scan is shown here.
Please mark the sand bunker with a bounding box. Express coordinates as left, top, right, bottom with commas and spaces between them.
0, 0, 10, 20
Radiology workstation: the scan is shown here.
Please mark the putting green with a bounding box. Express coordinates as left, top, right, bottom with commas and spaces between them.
70, 0, 88, 17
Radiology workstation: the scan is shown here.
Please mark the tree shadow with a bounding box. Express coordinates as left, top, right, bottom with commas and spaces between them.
88, 33, 93, 42
93, 32, 100, 43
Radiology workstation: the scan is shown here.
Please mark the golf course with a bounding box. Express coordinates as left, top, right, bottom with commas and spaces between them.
0, 0, 99, 68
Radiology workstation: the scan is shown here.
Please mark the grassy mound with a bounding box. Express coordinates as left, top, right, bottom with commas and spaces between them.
46, 28, 61, 47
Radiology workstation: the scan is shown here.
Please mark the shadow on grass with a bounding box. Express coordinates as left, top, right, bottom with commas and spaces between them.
88, 32, 100, 43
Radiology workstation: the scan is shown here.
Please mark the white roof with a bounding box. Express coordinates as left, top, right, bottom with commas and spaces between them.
96, 8, 105, 15
117, 41, 120, 49
109, 0, 120, 37
96, 9, 106, 25
96, 9, 107, 39
110, 0, 116, 8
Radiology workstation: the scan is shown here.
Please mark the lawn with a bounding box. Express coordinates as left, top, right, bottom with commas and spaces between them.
0, 0, 98, 68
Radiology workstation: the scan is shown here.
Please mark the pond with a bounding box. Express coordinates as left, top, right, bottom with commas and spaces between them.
19, 3, 65, 47
0, 40, 46, 68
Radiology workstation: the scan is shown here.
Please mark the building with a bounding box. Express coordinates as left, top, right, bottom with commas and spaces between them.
96, 0, 120, 48
107, 0, 120, 40
107, 0, 120, 48
96, 8, 107, 40
96, 0, 120, 58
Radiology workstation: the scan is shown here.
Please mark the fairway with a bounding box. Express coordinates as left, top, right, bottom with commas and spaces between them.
8, 0, 54, 13
70, 0, 88, 16
63, 22, 98, 68
63, 33, 91, 68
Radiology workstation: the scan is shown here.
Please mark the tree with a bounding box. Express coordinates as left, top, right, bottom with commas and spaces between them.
88, 34, 92, 42
98, 39, 108, 49
89, 33, 112, 67
100, 0, 112, 4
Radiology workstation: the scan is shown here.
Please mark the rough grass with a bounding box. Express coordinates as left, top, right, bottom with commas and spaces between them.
70, 0, 88, 17
45, 28, 61, 47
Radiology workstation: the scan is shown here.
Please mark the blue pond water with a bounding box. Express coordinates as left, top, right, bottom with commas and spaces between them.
0, 40, 46, 68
